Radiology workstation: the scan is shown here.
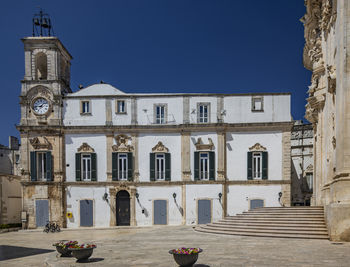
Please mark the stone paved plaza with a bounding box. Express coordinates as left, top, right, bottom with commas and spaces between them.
0, 226, 349, 266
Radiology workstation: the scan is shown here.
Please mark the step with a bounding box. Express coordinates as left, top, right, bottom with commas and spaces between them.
194, 227, 329, 239
224, 217, 325, 222
244, 211, 324, 215
237, 215, 325, 219
200, 225, 328, 235
204, 224, 328, 232
213, 221, 327, 228
253, 208, 324, 212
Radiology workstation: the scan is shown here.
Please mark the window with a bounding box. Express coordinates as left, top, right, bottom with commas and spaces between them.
247, 151, 268, 180
117, 100, 126, 113
15, 154, 20, 164
37, 152, 47, 181
118, 153, 127, 180
155, 105, 166, 124
194, 151, 215, 180
199, 152, 209, 180
112, 152, 133, 181
150, 152, 171, 181
30, 151, 52, 181
155, 154, 165, 180
197, 103, 209, 123
306, 173, 313, 190
82, 154, 91, 181
252, 152, 262, 179
252, 96, 263, 111
81, 101, 90, 114
75, 153, 97, 181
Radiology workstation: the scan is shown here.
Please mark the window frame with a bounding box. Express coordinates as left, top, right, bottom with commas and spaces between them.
251, 96, 264, 112
81, 100, 91, 115
154, 104, 167, 124
306, 172, 313, 190
116, 100, 127, 114
81, 153, 92, 181
199, 152, 210, 180
118, 153, 128, 180
155, 153, 165, 180
252, 152, 262, 179
36, 151, 47, 181
197, 103, 210, 123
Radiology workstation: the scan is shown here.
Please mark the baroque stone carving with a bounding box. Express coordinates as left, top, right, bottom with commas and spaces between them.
112, 134, 133, 152
305, 164, 314, 173
249, 143, 267, 151
29, 137, 52, 150
327, 65, 336, 93
152, 141, 169, 153
195, 138, 214, 151
77, 143, 95, 153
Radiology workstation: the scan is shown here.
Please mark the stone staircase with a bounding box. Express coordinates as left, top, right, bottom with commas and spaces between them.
195, 207, 329, 239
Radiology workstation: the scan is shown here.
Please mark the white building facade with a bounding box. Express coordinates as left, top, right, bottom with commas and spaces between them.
18, 37, 292, 228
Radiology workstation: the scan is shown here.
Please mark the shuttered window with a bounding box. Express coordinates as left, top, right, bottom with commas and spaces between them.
247, 151, 268, 180
194, 151, 215, 180
76, 153, 97, 181
150, 152, 171, 181
30, 151, 52, 181
112, 152, 133, 181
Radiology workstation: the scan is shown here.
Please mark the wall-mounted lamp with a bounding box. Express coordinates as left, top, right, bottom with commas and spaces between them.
218, 192, 222, 200
278, 192, 283, 202
136, 192, 139, 199
103, 192, 109, 202
173, 193, 177, 199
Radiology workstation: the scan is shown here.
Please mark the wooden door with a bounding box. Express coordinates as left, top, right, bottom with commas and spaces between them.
116, 190, 130, 226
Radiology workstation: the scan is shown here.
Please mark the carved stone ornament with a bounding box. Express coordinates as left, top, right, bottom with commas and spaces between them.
249, 143, 267, 152
112, 134, 133, 152
327, 65, 336, 93
332, 136, 336, 149
195, 138, 214, 151
305, 164, 314, 173
77, 143, 95, 153
152, 141, 169, 153
29, 137, 52, 150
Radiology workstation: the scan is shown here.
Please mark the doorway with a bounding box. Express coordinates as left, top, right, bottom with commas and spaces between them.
80, 199, 93, 226
35, 199, 49, 227
116, 190, 130, 226
198, 199, 211, 224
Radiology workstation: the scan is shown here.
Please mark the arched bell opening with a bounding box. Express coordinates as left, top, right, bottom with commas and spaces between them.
35, 52, 48, 80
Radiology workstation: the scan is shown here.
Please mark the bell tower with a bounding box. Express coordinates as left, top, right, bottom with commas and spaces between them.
18, 10, 72, 229
20, 10, 72, 126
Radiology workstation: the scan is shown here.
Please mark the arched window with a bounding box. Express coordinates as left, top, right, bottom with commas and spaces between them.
35, 52, 47, 80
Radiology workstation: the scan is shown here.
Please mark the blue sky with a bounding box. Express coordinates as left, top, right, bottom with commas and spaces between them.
0, 0, 310, 146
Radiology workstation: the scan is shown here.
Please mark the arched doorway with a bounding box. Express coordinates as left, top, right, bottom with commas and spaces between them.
116, 190, 130, 226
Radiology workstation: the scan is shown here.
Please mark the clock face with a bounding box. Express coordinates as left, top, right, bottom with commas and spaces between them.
33, 98, 49, 115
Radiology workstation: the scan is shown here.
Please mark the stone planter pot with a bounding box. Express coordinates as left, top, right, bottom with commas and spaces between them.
54, 245, 72, 257
68, 247, 95, 261
169, 249, 202, 267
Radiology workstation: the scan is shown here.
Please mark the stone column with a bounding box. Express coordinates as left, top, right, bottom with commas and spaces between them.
281, 131, 291, 206
130, 186, 137, 226
217, 132, 226, 181
105, 100, 112, 126
182, 184, 186, 225
109, 187, 116, 226
106, 134, 113, 182
181, 132, 191, 181
132, 134, 139, 182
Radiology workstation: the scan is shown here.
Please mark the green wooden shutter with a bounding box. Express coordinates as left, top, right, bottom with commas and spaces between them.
247, 152, 253, 180
209, 151, 215, 180
165, 153, 171, 181
150, 153, 155, 181
194, 152, 199, 180
127, 152, 133, 181
46, 151, 52, 181
262, 151, 268, 180
75, 153, 81, 181
30, 151, 37, 181
112, 152, 118, 181
91, 153, 97, 181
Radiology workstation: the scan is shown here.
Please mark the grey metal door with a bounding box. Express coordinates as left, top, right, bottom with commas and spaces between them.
250, 199, 264, 210
198, 199, 211, 224
80, 200, 93, 226
35, 199, 49, 227
154, 200, 167, 225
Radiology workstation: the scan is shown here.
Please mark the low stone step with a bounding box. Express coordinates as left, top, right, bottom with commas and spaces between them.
224, 217, 325, 222
214, 221, 327, 228
195, 227, 329, 239
205, 224, 328, 232
244, 211, 324, 215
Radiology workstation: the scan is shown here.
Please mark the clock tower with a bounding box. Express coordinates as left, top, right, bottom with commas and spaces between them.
18, 10, 72, 229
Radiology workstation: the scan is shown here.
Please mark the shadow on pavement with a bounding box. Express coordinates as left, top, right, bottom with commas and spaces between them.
194, 265, 210, 267
76, 257, 104, 263
0, 245, 54, 261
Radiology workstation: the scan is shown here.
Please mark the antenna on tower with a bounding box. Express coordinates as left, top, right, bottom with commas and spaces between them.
32, 8, 54, 37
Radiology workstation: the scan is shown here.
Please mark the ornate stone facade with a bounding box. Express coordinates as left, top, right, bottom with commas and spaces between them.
303, 0, 350, 240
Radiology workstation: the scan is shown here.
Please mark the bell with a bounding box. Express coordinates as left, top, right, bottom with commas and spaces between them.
42, 18, 49, 28
34, 18, 40, 26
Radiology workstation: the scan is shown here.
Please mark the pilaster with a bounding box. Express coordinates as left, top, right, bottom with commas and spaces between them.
106, 134, 113, 182
217, 132, 226, 181
181, 132, 191, 181
132, 134, 139, 182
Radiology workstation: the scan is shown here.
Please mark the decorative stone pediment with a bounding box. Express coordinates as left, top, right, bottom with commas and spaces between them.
77, 143, 95, 153
29, 137, 52, 150
195, 138, 214, 151
112, 134, 133, 152
249, 143, 266, 152
152, 141, 169, 153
